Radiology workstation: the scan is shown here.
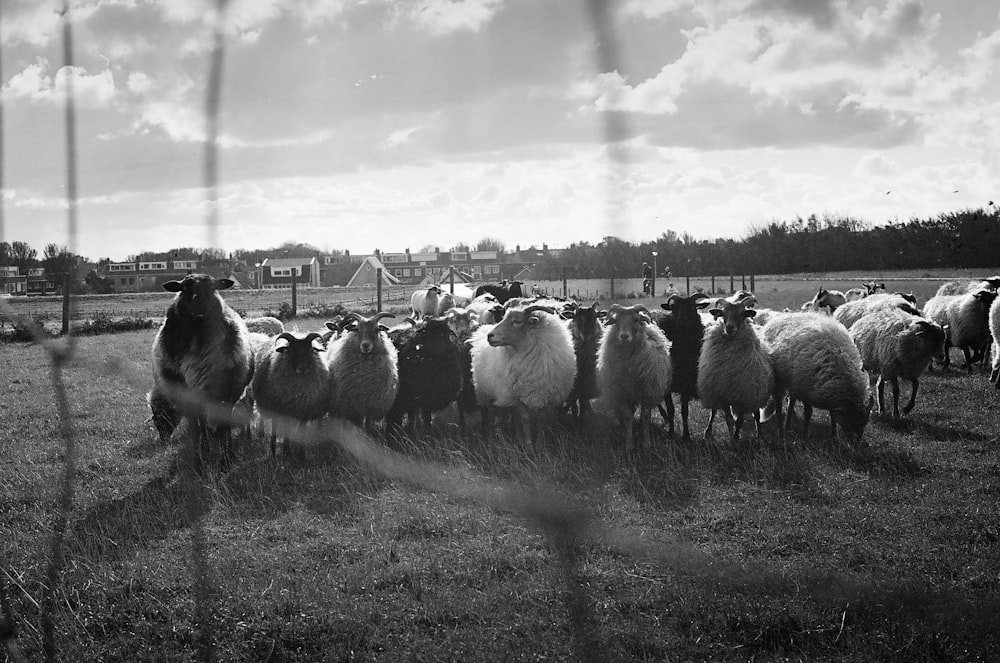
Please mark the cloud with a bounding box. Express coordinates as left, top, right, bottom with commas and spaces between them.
393, 0, 504, 34
3, 61, 117, 108
853, 153, 899, 178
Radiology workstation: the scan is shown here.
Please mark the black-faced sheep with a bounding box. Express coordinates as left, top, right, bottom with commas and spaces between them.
325, 312, 399, 426
564, 301, 603, 421
470, 305, 576, 441
387, 316, 463, 432
657, 293, 711, 441
148, 274, 253, 459
250, 331, 330, 456
923, 288, 997, 369
760, 312, 869, 443
597, 304, 672, 455
697, 299, 774, 442
850, 309, 946, 419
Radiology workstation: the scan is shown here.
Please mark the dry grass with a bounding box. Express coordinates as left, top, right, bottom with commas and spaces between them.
1, 327, 999, 661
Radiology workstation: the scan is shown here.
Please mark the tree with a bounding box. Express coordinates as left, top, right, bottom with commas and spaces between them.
85, 269, 114, 294
449, 242, 470, 253
8, 241, 37, 275
0, 241, 10, 265
475, 237, 506, 253
42, 243, 81, 278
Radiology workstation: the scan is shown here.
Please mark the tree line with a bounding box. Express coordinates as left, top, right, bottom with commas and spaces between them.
2, 208, 996, 293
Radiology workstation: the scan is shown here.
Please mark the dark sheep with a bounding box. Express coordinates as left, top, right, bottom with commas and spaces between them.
148, 274, 253, 461
564, 301, 603, 421
387, 317, 463, 431
474, 280, 524, 304
658, 293, 711, 441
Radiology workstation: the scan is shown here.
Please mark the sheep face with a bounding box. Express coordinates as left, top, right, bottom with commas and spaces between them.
710, 300, 756, 336
274, 332, 325, 375
660, 294, 710, 340
444, 308, 477, 338
343, 312, 395, 356
487, 305, 555, 348
973, 288, 998, 311
911, 319, 946, 363
567, 302, 601, 345
604, 304, 652, 346
831, 403, 869, 443
163, 274, 233, 320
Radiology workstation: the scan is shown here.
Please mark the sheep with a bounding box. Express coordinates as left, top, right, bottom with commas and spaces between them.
833, 294, 921, 329
470, 304, 576, 441
811, 287, 847, 313
250, 331, 330, 456
564, 301, 603, 421
244, 316, 284, 336
387, 316, 463, 431
697, 299, 774, 442
437, 291, 456, 316
923, 288, 997, 369
850, 309, 946, 419
474, 280, 524, 304
862, 280, 887, 295
442, 307, 478, 339
325, 311, 399, 426
990, 296, 1000, 388
410, 285, 443, 320
934, 276, 1000, 297
843, 288, 867, 302
597, 304, 673, 455
657, 293, 711, 441
148, 274, 253, 461
759, 312, 869, 443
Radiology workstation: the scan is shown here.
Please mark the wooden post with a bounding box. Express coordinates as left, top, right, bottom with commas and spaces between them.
562, 267, 567, 298
291, 271, 298, 318
730, 274, 734, 293
711, 274, 715, 294
685, 275, 690, 296
610, 276, 615, 299
62, 274, 70, 335
449, 267, 455, 294
376, 268, 383, 310
750, 273, 755, 292
742, 274, 746, 290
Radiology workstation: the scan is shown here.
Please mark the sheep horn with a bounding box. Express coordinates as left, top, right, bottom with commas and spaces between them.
303, 331, 322, 343
372, 312, 396, 324
522, 305, 556, 316
276, 332, 296, 344
344, 312, 364, 324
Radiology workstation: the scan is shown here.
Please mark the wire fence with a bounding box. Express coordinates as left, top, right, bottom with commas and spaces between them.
1, 2, 984, 662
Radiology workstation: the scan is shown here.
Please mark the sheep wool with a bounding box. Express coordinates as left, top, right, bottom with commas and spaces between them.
326, 314, 400, 424
923, 289, 996, 368
761, 312, 869, 441
990, 296, 1000, 386
697, 313, 774, 415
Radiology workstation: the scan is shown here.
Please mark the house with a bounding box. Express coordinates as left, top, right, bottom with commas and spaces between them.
258, 257, 321, 290
346, 256, 402, 287
323, 248, 508, 286
100, 258, 203, 292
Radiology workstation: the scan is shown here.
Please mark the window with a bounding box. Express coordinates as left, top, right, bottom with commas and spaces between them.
488, 265, 500, 274
414, 268, 422, 277
139, 262, 167, 271
271, 266, 301, 278
383, 254, 407, 263
450, 253, 467, 261
403, 269, 411, 277
109, 263, 133, 272
393, 269, 403, 277
173, 260, 198, 270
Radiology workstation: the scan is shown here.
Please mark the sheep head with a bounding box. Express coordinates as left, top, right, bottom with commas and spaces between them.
443, 307, 477, 338
274, 331, 325, 374
709, 300, 755, 336
344, 312, 396, 356
487, 304, 556, 349
163, 273, 233, 320
566, 301, 601, 344
604, 304, 652, 345
909, 319, 946, 363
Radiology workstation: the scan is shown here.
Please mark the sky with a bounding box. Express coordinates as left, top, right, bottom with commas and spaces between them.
1, 0, 998, 262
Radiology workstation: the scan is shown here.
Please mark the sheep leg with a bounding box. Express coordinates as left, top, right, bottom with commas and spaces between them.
640, 404, 653, 452
148, 389, 180, 444
703, 409, 716, 440
801, 403, 812, 440
752, 409, 763, 442
663, 396, 676, 438
876, 376, 886, 414
722, 407, 738, 442
782, 396, 796, 437
623, 412, 635, 458
680, 396, 692, 442
902, 378, 919, 415
890, 377, 901, 419
962, 347, 975, 371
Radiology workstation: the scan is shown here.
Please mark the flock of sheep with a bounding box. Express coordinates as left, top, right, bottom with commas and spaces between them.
145, 272, 1000, 463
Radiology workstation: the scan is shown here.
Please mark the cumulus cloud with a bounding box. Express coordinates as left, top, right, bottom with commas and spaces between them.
393, 0, 504, 34
3, 61, 117, 108
853, 153, 899, 178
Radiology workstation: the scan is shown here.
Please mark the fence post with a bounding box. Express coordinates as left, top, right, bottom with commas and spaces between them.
730, 273, 734, 293
377, 268, 383, 310
685, 275, 690, 296
742, 274, 746, 290
750, 273, 755, 292
449, 267, 455, 294
609, 276, 614, 299
62, 274, 71, 335
711, 275, 715, 293
562, 267, 567, 298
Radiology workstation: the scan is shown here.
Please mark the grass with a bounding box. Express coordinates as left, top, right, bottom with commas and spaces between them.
2, 324, 1000, 661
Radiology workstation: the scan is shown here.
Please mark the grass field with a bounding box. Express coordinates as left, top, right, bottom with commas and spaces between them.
2, 304, 999, 660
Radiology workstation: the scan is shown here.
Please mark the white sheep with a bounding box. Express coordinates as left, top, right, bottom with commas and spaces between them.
934, 276, 1000, 297
832, 293, 920, 329
410, 285, 443, 320
244, 316, 285, 336
760, 312, 869, 443
250, 331, 330, 456
923, 288, 997, 369
470, 304, 576, 441
989, 295, 1000, 387
811, 287, 847, 313
325, 312, 399, 426
850, 308, 946, 419
697, 299, 774, 442
596, 304, 672, 455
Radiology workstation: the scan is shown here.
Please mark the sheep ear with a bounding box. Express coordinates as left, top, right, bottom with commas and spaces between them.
709, 308, 723, 319
743, 309, 757, 319
215, 278, 234, 290
163, 280, 183, 292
